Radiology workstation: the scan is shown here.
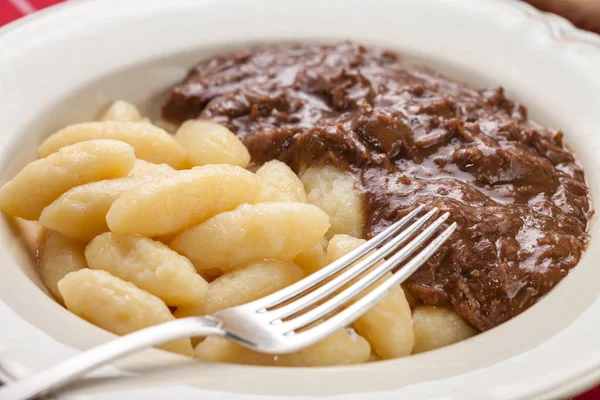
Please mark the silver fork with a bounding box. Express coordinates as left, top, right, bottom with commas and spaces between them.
0, 205, 456, 400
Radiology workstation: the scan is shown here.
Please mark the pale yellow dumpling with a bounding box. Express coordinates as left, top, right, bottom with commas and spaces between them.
293, 238, 328, 276
85, 232, 208, 307
128, 159, 176, 178
171, 202, 330, 274
58, 269, 193, 356
106, 165, 268, 237
38, 121, 188, 168
175, 120, 250, 168
256, 160, 307, 202
412, 306, 477, 354
0, 139, 135, 220
301, 165, 364, 239
194, 328, 370, 366
327, 234, 414, 359
101, 100, 142, 122
38, 229, 88, 304
39, 176, 153, 241
175, 260, 303, 318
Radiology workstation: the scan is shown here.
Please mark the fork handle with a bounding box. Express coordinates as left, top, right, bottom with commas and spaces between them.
0, 317, 224, 400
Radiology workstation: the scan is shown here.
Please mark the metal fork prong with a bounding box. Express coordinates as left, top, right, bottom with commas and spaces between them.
287, 222, 457, 350
278, 213, 451, 333
264, 207, 440, 321
247, 205, 427, 311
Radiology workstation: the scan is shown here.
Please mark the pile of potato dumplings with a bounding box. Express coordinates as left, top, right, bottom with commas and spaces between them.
0, 100, 476, 365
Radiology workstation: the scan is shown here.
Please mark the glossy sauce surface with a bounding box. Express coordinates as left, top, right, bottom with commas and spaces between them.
163, 42, 592, 331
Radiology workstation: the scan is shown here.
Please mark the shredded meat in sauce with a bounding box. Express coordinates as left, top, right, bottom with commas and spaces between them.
162, 42, 592, 331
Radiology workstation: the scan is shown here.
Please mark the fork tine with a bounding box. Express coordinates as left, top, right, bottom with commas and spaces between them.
248, 205, 427, 310
284, 222, 457, 350
277, 213, 452, 333
264, 207, 440, 321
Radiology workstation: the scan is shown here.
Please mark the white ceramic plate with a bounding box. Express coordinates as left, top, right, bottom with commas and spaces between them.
1, 0, 600, 399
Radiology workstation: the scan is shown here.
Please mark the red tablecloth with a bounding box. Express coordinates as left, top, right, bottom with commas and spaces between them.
0, 0, 62, 26
0, 0, 598, 399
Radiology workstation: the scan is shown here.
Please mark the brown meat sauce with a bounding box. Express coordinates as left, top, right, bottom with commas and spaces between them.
163, 42, 592, 331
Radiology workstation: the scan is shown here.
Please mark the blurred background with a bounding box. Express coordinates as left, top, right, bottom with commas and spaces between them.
523, 0, 600, 34
0, 0, 599, 33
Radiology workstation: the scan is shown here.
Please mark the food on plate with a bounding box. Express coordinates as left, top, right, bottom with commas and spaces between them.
194, 328, 371, 366
0, 40, 592, 364
0, 139, 135, 220
256, 160, 308, 202
39, 176, 155, 241
301, 165, 364, 239
38, 121, 188, 168
175, 260, 303, 318
327, 234, 414, 359
85, 232, 209, 307
58, 269, 194, 356
101, 100, 143, 123
38, 229, 88, 304
412, 305, 477, 354
128, 159, 176, 178
293, 239, 328, 276
174, 120, 251, 168
163, 42, 592, 331
170, 202, 330, 274
106, 165, 267, 237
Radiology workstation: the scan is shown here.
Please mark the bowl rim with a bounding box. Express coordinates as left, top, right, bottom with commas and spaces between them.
1, 0, 600, 399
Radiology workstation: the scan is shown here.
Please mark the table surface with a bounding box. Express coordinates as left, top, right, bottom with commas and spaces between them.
0, 0, 599, 399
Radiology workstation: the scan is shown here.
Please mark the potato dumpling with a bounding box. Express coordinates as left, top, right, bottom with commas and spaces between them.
326, 234, 366, 265
412, 306, 477, 354
40, 177, 153, 241
352, 284, 414, 359
128, 159, 176, 178
38, 229, 88, 303
107, 165, 267, 237
85, 233, 208, 307
37, 121, 188, 168
175, 260, 303, 318
58, 269, 193, 356
0, 139, 135, 220
175, 120, 250, 168
101, 100, 142, 122
293, 239, 327, 276
327, 234, 414, 359
256, 160, 307, 203
300, 165, 364, 239
194, 328, 370, 366
171, 202, 330, 274
325, 234, 373, 285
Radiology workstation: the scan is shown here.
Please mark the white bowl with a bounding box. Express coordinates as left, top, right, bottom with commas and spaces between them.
1, 0, 600, 399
